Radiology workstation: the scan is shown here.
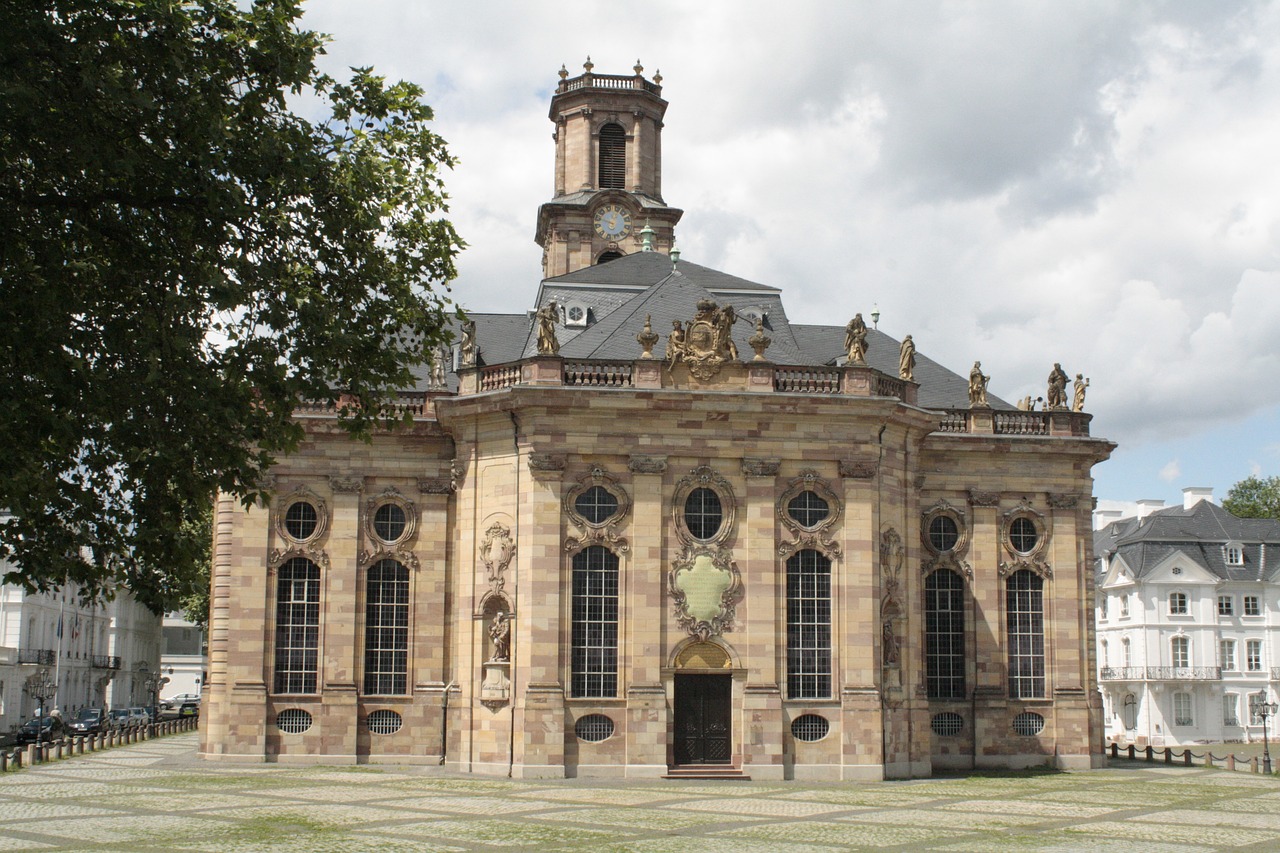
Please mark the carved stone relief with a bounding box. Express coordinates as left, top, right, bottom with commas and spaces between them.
564, 466, 631, 554
741, 458, 780, 477
879, 527, 905, 670
777, 470, 843, 559
479, 522, 516, 593
628, 455, 667, 475
839, 460, 877, 480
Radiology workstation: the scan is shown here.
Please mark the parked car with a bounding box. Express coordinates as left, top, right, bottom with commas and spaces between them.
68, 707, 107, 736
108, 709, 132, 730
128, 707, 151, 726
160, 693, 201, 711
16, 717, 61, 745
176, 701, 200, 718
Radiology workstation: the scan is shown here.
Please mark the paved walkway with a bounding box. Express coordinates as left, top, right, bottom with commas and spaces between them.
2, 735, 1279, 851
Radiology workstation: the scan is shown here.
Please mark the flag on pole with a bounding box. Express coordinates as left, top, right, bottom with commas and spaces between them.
72, 615, 81, 640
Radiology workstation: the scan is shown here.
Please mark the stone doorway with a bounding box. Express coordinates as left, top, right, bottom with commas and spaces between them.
673, 673, 731, 765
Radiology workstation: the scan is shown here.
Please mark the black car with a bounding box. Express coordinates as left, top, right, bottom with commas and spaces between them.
15, 717, 62, 745
68, 708, 107, 736
176, 701, 200, 718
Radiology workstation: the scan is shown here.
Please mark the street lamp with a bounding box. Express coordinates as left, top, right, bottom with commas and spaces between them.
1256, 700, 1279, 775
25, 667, 57, 719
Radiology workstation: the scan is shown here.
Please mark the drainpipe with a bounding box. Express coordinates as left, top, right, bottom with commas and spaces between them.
508, 411, 521, 779
439, 680, 456, 765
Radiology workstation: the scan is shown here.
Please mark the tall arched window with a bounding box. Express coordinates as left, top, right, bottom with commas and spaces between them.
571, 546, 619, 698
364, 559, 410, 695
925, 569, 966, 699
1006, 569, 1045, 698
597, 123, 626, 189
786, 549, 832, 698
274, 557, 321, 694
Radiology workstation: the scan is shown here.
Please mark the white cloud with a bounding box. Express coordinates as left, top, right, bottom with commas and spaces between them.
1160, 459, 1182, 483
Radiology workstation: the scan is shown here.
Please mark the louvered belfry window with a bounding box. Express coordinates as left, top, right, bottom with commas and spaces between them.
598, 123, 626, 189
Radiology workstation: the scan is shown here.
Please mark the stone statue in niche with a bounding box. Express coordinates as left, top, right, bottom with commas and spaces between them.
882, 618, 900, 666
488, 611, 511, 662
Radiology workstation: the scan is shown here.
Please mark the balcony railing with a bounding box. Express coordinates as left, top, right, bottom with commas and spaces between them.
774, 367, 841, 394
557, 71, 661, 96
18, 648, 55, 665
1100, 666, 1221, 681
91, 655, 122, 670
565, 360, 633, 388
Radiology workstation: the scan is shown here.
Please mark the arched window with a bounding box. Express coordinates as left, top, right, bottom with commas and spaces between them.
1122, 693, 1138, 730
925, 569, 965, 699
364, 560, 409, 695
274, 557, 321, 694
786, 549, 832, 699
571, 546, 619, 698
597, 123, 626, 189
1006, 569, 1045, 699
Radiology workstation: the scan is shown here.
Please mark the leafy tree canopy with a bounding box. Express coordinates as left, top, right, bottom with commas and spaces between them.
0, 0, 463, 611
1223, 475, 1280, 521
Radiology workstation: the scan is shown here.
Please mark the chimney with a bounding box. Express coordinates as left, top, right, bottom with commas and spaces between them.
1135, 499, 1165, 520
1182, 487, 1213, 510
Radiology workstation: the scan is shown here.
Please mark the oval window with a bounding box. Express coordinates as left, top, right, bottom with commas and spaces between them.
928, 515, 959, 553
574, 714, 615, 742
790, 714, 830, 742
284, 502, 318, 541
787, 491, 830, 528
373, 503, 407, 543
684, 487, 723, 541
275, 708, 313, 734
931, 712, 963, 737
1010, 517, 1038, 554
366, 709, 403, 735
1012, 711, 1045, 736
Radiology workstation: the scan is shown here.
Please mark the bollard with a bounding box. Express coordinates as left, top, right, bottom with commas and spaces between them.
26, 744, 37, 766
1109, 742, 1117, 758
0, 751, 7, 772
1164, 747, 1172, 764
12, 749, 21, 769
1252, 757, 1259, 773
1204, 753, 1213, 767
75, 737, 84, 755
1127, 744, 1135, 760
1145, 745, 1154, 762
1183, 750, 1192, 766
54, 740, 63, 760
1227, 754, 1236, 771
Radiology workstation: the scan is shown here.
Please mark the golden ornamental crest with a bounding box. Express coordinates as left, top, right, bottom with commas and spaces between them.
666, 299, 739, 380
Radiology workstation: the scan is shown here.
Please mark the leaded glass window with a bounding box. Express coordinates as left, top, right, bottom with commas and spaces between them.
786, 549, 831, 699
925, 569, 965, 699
1006, 570, 1044, 699
274, 558, 320, 694
364, 560, 409, 695
571, 546, 619, 698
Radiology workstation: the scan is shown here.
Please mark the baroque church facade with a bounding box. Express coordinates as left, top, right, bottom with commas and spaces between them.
200, 64, 1114, 779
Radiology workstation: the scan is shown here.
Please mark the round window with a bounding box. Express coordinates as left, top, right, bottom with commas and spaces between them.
373, 503, 407, 543
366, 709, 402, 735
790, 714, 830, 742
1009, 517, 1038, 554
574, 486, 619, 525
574, 714, 614, 742
284, 502, 318, 541
787, 491, 830, 528
568, 306, 585, 322
931, 712, 964, 737
1012, 711, 1045, 737
928, 515, 959, 553
684, 487, 724, 541
275, 708, 313, 734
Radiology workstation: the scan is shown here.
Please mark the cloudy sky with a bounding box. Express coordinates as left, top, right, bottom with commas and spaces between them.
303, 0, 1280, 506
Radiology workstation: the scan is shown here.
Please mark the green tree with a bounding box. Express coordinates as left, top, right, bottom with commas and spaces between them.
0, 0, 463, 610
1223, 475, 1280, 520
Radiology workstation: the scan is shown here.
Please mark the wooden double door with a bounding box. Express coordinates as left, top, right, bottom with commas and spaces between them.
673, 674, 732, 765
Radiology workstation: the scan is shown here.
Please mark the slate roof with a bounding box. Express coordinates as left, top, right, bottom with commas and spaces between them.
1095, 501, 1280, 582
461, 251, 1015, 410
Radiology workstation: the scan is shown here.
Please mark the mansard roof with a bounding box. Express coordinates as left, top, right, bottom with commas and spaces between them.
1095, 500, 1280, 583
448, 250, 1015, 411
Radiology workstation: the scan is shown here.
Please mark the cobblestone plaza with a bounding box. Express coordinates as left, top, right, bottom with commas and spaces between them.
3, 733, 1280, 851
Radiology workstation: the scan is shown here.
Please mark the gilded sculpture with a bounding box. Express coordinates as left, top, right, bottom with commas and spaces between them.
898, 334, 915, 381
1073, 374, 1090, 412
968, 361, 989, 407
667, 299, 741, 379
536, 301, 560, 355
844, 313, 868, 365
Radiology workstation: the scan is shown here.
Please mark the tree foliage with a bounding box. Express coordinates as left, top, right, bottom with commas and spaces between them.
1223, 475, 1280, 521
0, 0, 463, 610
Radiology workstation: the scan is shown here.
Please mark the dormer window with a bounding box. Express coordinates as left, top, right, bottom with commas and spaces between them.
1223, 543, 1244, 566
563, 302, 590, 327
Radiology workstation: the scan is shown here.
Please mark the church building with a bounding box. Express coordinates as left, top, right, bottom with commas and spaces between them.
200, 63, 1114, 779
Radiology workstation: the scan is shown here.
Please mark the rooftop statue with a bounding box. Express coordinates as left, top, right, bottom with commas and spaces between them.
968, 361, 989, 408
666, 320, 686, 369
672, 299, 740, 380
1046, 362, 1068, 410
536, 301, 560, 355
898, 335, 915, 382
459, 320, 478, 367
1073, 374, 1090, 412
844, 313, 868, 365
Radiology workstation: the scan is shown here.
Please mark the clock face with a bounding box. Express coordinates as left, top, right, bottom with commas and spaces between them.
593, 204, 633, 239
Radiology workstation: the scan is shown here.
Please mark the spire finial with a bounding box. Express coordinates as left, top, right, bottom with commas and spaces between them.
871, 302, 880, 329
634, 59, 644, 75
583, 56, 594, 73
558, 64, 568, 80
653, 69, 662, 86
640, 220, 655, 252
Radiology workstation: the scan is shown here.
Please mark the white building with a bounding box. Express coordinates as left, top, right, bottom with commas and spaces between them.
1095, 488, 1280, 746
0, 528, 163, 731
160, 613, 205, 700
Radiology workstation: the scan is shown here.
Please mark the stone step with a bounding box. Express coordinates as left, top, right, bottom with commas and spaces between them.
662, 764, 752, 781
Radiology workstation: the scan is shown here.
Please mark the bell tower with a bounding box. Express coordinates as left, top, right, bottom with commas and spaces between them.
535, 58, 683, 278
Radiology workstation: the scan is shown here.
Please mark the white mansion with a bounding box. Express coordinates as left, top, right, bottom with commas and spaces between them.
1095, 489, 1280, 746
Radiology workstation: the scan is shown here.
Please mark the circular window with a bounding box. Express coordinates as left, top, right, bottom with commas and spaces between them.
284, 502, 318, 541
366, 709, 402, 735
1009, 517, 1039, 554
574, 714, 614, 742
790, 714, 830, 742
928, 516, 959, 553
684, 487, 724, 541
787, 491, 830, 528
1012, 711, 1045, 737
568, 306, 585, 322
275, 708, 313, 734
574, 486, 619, 525
373, 503, 407, 543
931, 712, 964, 737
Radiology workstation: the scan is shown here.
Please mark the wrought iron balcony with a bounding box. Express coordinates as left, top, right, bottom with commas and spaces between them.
91, 654, 122, 670
1100, 666, 1220, 681
18, 648, 55, 665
